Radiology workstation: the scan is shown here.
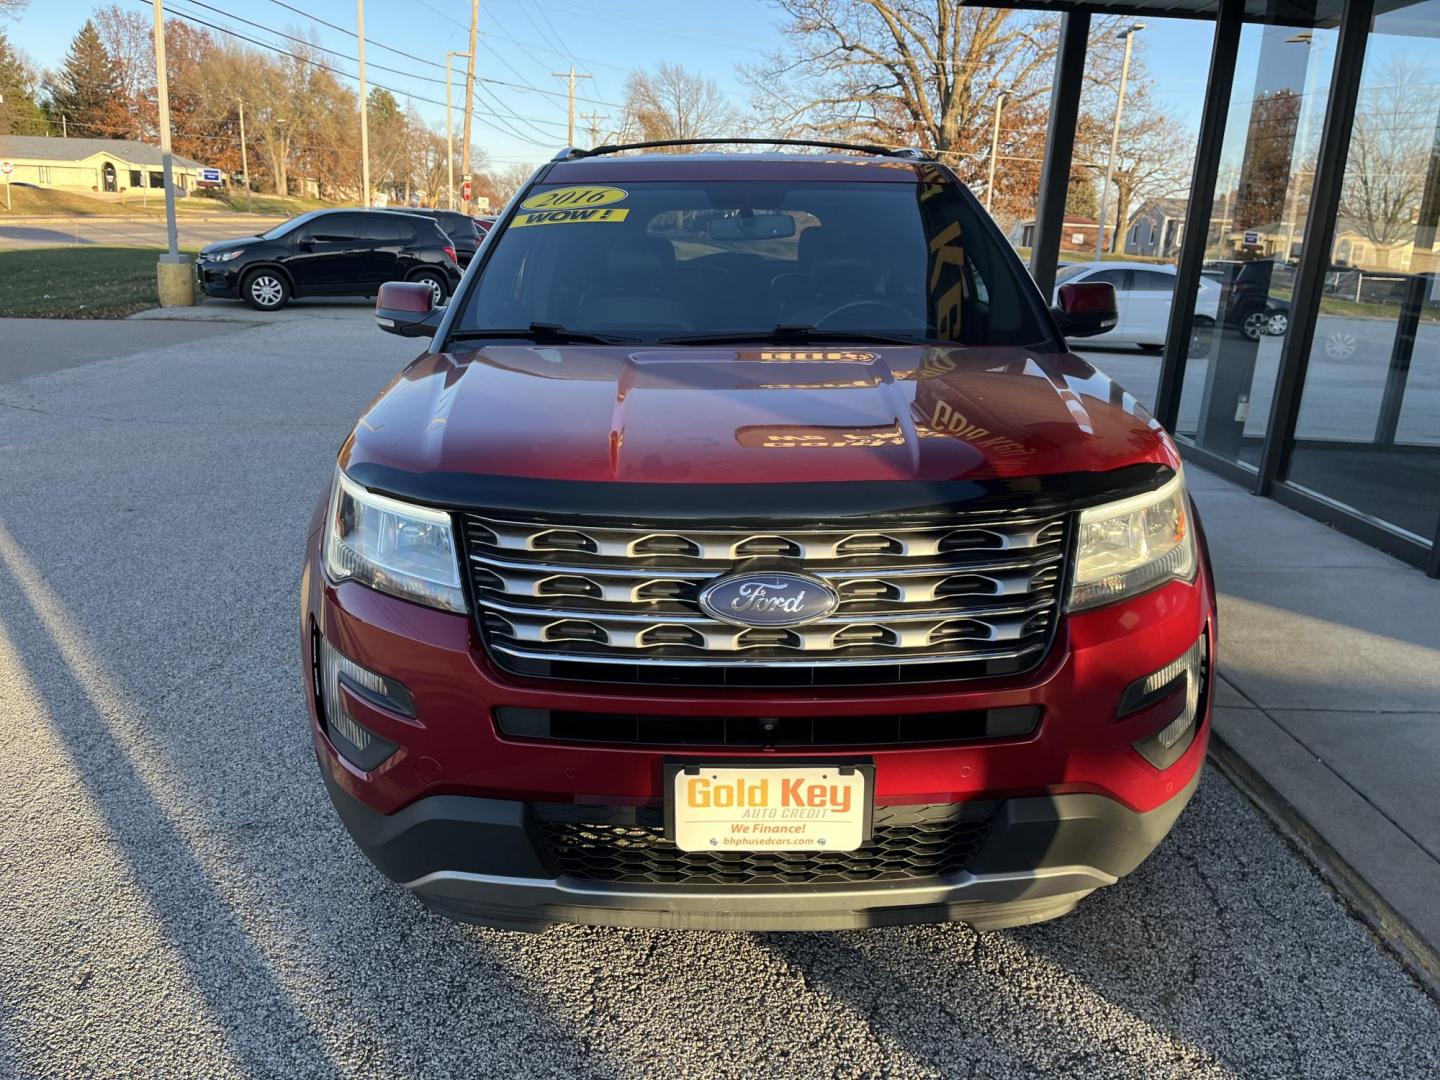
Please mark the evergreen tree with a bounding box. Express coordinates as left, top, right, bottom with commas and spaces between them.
0, 28, 48, 135
44, 19, 122, 136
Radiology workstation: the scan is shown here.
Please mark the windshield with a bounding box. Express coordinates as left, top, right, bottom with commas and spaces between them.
1053, 264, 1090, 287
451, 177, 1051, 347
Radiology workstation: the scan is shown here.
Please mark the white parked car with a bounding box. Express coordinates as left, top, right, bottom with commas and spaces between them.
1052, 261, 1221, 352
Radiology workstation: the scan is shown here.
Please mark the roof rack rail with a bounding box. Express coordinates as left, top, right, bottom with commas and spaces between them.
554, 138, 935, 162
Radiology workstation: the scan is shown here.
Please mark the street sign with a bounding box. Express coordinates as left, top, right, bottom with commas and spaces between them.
0, 162, 12, 175
461, 180, 472, 203
1243, 230, 1261, 247
201, 167, 221, 183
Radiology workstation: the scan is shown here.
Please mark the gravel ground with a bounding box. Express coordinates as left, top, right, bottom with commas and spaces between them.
1, 306, 1437, 1079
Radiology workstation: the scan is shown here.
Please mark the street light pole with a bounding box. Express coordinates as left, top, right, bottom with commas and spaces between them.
152, 0, 178, 260
985, 90, 1009, 213
236, 97, 251, 212
1096, 22, 1144, 260
150, 0, 192, 305
357, 0, 371, 207
445, 51, 470, 211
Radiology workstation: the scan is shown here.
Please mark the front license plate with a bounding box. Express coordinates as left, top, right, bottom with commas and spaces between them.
666, 764, 872, 853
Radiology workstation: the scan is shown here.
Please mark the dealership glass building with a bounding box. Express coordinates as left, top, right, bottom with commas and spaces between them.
1022, 0, 1439, 575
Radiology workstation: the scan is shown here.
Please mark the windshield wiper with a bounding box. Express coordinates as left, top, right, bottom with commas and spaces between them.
448, 322, 639, 345
657, 325, 934, 346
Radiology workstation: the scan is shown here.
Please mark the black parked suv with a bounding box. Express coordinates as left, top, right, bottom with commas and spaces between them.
389, 208, 488, 266
196, 208, 462, 311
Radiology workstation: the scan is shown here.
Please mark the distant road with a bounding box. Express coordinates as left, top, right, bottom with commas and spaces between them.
0, 214, 289, 252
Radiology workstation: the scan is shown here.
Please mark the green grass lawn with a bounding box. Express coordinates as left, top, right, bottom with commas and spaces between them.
0, 247, 198, 318
210, 191, 334, 215
0, 185, 330, 219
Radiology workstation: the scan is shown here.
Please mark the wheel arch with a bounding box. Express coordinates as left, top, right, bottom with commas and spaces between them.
241, 262, 298, 297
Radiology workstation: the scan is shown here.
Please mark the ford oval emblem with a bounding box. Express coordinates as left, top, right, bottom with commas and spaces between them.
698, 572, 840, 628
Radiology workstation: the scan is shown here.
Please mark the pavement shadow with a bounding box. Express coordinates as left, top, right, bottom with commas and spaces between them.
757, 771, 1440, 1079
0, 523, 604, 1078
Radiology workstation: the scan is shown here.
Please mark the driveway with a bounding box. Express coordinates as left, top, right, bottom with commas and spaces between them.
1, 308, 1436, 1079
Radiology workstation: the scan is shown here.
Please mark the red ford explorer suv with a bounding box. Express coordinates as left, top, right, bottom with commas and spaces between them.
301, 140, 1216, 932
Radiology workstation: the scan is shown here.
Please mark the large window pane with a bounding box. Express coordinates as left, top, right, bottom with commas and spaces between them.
1175, 5, 1343, 468
1283, 0, 1440, 544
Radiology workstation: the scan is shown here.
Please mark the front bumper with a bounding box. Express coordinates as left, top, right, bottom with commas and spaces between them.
301, 511, 1216, 930
321, 758, 1201, 931
195, 260, 241, 297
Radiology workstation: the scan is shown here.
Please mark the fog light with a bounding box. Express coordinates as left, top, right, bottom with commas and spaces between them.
315, 633, 410, 770
1123, 632, 1207, 770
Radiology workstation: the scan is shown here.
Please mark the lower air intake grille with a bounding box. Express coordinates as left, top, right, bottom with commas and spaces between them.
532, 802, 997, 886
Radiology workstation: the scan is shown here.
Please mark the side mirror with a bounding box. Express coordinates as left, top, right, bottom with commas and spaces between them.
375, 281, 442, 338
1051, 281, 1118, 338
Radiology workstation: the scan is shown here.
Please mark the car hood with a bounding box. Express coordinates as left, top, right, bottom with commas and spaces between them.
341, 344, 1179, 486
200, 236, 264, 256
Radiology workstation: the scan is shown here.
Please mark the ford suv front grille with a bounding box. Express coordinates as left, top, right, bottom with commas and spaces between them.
462, 511, 1068, 686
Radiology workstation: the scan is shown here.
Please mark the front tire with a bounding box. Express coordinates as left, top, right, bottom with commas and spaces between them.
242, 269, 289, 311
1241, 309, 1268, 342
410, 270, 448, 308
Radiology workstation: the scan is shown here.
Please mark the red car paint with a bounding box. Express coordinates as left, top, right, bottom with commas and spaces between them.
339, 346, 1179, 485
302, 148, 1216, 931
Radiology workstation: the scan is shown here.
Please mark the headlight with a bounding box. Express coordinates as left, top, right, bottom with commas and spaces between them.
214, 249, 244, 261
1069, 472, 1195, 610
323, 469, 466, 612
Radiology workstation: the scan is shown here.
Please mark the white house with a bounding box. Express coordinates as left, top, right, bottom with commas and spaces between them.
0, 135, 207, 195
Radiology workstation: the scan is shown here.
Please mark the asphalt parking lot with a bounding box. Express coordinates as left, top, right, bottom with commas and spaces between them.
2, 302, 1438, 1079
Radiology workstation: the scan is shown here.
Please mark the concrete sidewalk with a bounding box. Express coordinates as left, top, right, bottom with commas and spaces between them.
1191, 464, 1440, 990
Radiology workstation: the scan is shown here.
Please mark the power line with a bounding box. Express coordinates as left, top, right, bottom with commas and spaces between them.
181, 0, 624, 107
136, 0, 575, 135
171, 0, 449, 86
259, 0, 445, 71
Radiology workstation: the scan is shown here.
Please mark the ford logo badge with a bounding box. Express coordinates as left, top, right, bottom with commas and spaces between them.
698, 572, 840, 628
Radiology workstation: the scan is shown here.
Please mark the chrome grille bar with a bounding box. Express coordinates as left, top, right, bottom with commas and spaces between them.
462, 512, 1067, 676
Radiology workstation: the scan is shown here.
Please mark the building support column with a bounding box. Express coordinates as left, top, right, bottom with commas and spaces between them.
1256, 0, 1375, 493
1028, 12, 1089, 300
1153, 0, 1243, 432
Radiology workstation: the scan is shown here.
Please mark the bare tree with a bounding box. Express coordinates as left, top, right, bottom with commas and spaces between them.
1076, 99, 1195, 250
741, 2, 1134, 223
622, 62, 737, 144
1340, 55, 1440, 250
487, 161, 539, 205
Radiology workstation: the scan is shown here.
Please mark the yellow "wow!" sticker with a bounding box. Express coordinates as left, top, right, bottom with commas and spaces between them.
511, 206, 630, 227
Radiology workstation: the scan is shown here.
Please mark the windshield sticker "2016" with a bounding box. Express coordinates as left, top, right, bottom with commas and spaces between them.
513, 185, 630, 226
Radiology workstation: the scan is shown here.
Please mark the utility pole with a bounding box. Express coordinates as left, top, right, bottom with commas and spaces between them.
61, 113, 67, 138
581, 110, 605, 146
237, 97, 251, 212
459, 0, 479, 213
357, 0, 371, 207
151, 0, 190, 305
445, 51, 470, 211
552, 65, 592, 146
984, 90, 1009, 213
1096, 22, 1145, 260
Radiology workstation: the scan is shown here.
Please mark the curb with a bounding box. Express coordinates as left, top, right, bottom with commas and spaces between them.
1208, 734, 1440, 1002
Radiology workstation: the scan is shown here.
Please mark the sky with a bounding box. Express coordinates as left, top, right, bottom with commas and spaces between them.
7, 0, 1213, 169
